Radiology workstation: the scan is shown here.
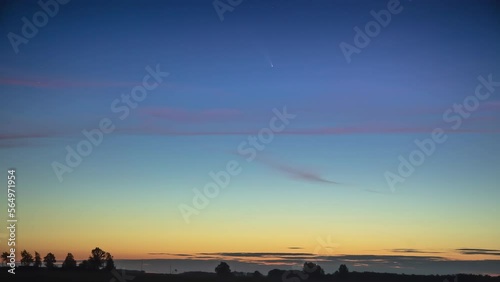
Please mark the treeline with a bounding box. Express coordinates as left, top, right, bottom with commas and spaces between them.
1, 247, 115, 270
213, 262, 500, 282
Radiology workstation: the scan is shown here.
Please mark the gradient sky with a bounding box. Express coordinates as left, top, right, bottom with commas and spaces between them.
1, 0, 499, 275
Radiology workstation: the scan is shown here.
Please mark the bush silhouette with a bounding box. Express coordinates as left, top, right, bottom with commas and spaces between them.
215, 261, 231, 276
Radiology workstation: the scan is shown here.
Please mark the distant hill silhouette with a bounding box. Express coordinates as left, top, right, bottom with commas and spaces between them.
1, 259, 500, 282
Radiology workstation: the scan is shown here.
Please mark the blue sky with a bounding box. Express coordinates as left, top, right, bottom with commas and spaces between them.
0, 0, 499, 275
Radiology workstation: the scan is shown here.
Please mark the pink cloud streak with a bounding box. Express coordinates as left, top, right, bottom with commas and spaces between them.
1, 124, 499, 149
253, 155, 340, 185
0, 77, 138, 89
118, 126, 500, 136
140, 107, 243, 123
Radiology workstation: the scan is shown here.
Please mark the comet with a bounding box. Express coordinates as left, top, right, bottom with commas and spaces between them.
264, 52, 274, 68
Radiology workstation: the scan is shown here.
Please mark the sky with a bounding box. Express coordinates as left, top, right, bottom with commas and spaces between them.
1, 0, 500, 276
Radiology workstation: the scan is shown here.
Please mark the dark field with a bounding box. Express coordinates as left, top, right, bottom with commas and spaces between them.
1, 268, 500, 282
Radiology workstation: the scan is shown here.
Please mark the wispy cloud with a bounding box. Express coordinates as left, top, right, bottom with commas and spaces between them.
0, 132, 58, 140
253, 155, 340, 185
481, 101, 500, 111
148, 253, 193, 257
234, 153, 390, 193
0, 77, 138, 89
457, 249, 500, 256
390, 249, 444, 254
2, 121, 498, 150
140, 107, 243, 123
0, 140, 46, 149
119, 125, 500, 137
198, 252, 315, 257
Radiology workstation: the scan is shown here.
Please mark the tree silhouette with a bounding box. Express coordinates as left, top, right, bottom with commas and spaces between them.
34, 252, 42, 268
253, 271, 264, 278
20, 250, 34, 266
88, 247, 106, 270
215, 261, 231, 276
338, 264, 349, 279
104, 252, 115, 271
78, 260, 90, 270
303, 262, 325, 280
62, 253, 77, 269
1, 252, 9, 266
43, 253, 56, 268
267, 269, 286, 282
